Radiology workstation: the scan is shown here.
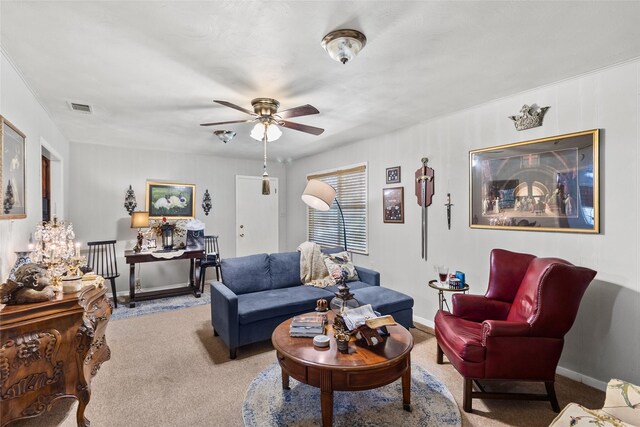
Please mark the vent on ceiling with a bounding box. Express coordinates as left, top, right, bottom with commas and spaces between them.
67, 101, 93, 114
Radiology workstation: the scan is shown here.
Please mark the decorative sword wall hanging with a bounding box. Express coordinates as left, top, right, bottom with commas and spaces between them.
445, 193, 453, 230
414, 157, 434, 260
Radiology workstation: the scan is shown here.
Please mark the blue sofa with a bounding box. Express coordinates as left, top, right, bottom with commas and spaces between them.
210, 250, 414, 358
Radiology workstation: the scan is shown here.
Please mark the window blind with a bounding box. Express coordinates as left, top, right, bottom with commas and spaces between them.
307, 164, 368, 254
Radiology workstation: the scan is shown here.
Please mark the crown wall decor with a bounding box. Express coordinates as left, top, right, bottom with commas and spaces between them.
508, 104, 550, 131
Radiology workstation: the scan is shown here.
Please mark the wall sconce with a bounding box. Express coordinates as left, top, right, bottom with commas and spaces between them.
124, 185, 137, 215
202, 189, 212, 216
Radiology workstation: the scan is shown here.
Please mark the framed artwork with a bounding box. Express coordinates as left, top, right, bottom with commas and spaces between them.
469, 129, 599, 233
145, 181, 195, 219
383, 187, 404, 223
386, 166, 401, 184
1, 116, 27, 220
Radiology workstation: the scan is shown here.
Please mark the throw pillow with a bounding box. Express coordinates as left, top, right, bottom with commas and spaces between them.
323, 251, 359, 282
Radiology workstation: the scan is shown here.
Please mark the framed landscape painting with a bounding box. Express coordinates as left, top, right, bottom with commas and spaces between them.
146, 181, 195, 219
469, 129, 599, 233
1, 116, 27, 220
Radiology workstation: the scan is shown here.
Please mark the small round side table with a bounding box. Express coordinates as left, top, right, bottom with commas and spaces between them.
428, 280, 470, 312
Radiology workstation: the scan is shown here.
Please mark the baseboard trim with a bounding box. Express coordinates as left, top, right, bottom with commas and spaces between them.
556, 366, 607, 391
114, 282, 197, 297
414, 315, 606, 391
413, 315, 434, 330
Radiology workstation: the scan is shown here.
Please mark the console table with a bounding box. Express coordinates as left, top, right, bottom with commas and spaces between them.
0, 282, 111, 427
124, 249, 204, 308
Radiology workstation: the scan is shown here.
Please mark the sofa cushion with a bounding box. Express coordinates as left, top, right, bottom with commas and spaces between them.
350, 286, 414, 315
221, 253, 271, 295
323, 251, 360, 282
434, 310, 485, 363
269, 252, 302, 289
237, 286, 334, 325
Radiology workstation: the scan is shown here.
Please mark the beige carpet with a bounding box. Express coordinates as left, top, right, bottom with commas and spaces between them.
11, 304, 604, 427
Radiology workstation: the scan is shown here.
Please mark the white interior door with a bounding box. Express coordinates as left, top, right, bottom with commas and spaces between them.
236, 175, 279, 257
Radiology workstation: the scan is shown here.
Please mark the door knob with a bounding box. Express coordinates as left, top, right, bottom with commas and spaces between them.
240, 233, 245, 237
240, 225, 244, 229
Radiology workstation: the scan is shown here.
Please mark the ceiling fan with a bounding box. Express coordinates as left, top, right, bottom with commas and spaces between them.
200, 98, 325, 138
201, 98, 324, 196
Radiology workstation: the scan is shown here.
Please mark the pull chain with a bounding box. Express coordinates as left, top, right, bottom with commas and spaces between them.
261, 124, 271, 195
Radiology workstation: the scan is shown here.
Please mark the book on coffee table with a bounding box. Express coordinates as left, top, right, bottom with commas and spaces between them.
290, 313, 326, 337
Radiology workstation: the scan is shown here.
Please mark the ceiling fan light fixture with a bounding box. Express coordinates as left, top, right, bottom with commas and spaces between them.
250, 122, 282, 142
321, 29, 367, 64
213, 130, 237, 143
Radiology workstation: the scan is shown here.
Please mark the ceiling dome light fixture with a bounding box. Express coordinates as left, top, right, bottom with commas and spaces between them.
321, 29, 367, 64
213, 130, 236, 143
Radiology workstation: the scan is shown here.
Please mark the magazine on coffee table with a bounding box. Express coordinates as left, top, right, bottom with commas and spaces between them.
342, 304, 396, 331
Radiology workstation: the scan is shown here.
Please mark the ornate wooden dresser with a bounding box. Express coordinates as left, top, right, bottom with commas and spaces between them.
0, 281, 111, 426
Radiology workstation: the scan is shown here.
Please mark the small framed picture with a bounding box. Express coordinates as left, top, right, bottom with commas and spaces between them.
386, 166, 401, 184
383, 187, 404, 223
146, 238, 157, 249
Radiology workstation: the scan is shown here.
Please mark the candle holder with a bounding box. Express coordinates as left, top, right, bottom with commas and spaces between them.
30, 217, 85, 290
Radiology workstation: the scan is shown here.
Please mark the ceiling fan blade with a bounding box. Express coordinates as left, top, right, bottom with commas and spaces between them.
280, 120, 325, 135
200, 119, 255, 126
213, 100, 256, 116
277, 104, 320, 119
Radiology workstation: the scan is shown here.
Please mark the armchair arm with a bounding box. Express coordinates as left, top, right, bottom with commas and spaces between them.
452, 294, 511, 321
481, 320, 531, 345
355, 266, 380, 286
211, 281, 239, 350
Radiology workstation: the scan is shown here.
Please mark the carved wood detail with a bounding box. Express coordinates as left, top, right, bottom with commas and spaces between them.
0, 285, 111, 426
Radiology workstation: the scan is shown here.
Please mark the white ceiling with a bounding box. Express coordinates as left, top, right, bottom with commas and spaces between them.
3, 1, 640, 161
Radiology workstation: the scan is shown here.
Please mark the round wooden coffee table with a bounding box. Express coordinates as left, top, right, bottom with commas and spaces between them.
272, 312, 414, 427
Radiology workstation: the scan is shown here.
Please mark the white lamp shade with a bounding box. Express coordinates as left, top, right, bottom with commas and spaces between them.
250, 122, 282, 142
130, 211, 150, 228
301, 179, 336, 211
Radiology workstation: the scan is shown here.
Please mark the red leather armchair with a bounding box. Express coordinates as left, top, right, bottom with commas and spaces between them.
434, 249, 597, 413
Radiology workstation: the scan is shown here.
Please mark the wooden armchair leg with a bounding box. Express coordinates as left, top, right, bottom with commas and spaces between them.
545, 381, 560, 412
463, 377, 473, 413
436, 343, 444, 364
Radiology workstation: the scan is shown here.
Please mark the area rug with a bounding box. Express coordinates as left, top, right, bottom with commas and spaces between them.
110, 288, 210, 321
242, 362, 461, 427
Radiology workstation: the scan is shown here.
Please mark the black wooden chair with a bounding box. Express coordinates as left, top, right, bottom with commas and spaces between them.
87, 240, 120, 308
199, 235, 221, 293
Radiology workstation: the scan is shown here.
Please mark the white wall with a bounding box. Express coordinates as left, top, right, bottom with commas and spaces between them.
0, 50, 70, 280
286, 60, 640, 387
67, 142, 287, 293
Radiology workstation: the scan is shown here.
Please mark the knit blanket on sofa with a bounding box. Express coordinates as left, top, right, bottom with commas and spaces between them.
297, 242, 334, 288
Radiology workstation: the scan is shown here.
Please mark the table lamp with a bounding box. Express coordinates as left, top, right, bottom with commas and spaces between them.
301, 179, 348, 251
130, 211, 149, 253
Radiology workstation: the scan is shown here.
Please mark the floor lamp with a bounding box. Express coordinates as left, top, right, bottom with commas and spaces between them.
301, 179, 348, 251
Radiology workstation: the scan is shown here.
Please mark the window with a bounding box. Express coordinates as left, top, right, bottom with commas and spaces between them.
307, 163, 368, 254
